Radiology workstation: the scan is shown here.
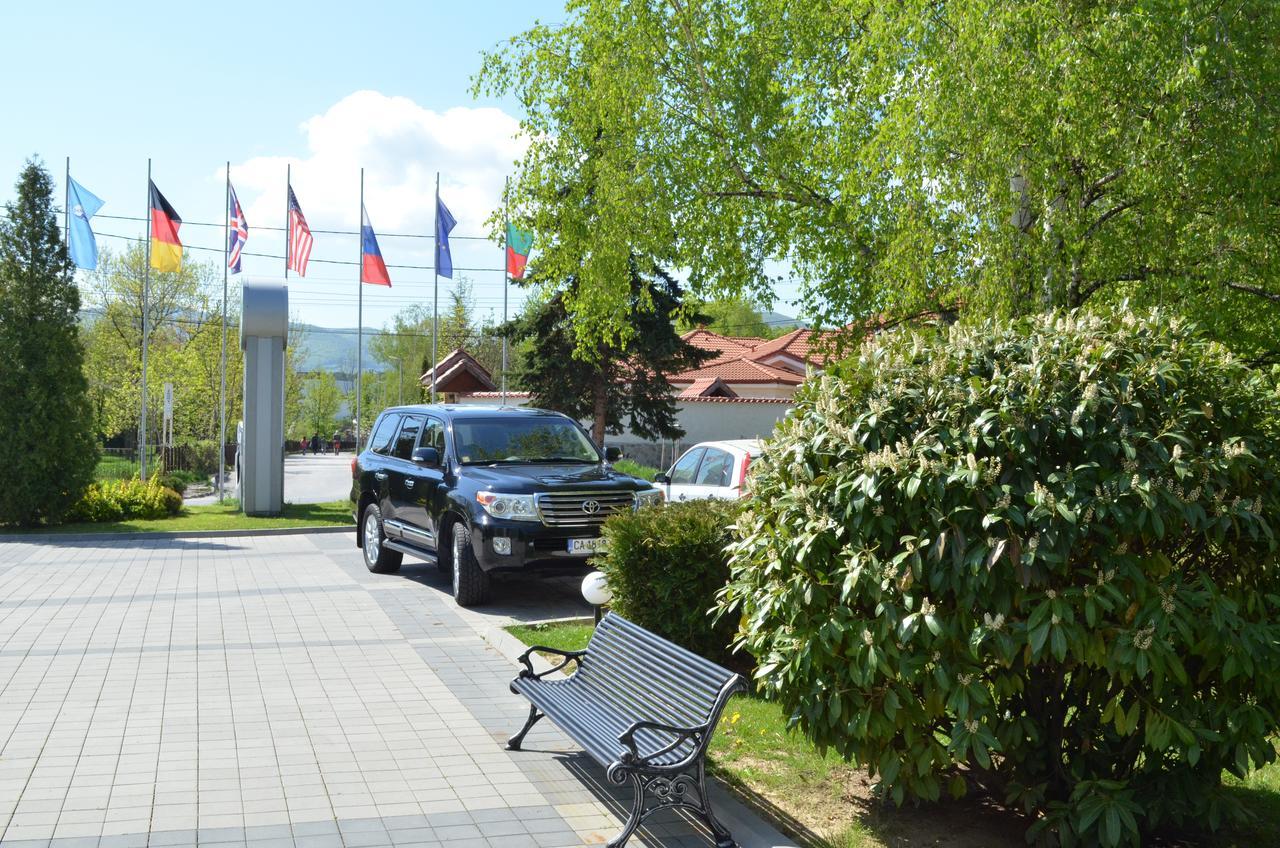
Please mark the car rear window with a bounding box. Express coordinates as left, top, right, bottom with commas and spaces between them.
369, 414, 400, 455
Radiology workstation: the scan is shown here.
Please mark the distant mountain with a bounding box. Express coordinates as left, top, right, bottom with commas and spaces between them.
762, 310, 808, 331
292, 325, 388, 374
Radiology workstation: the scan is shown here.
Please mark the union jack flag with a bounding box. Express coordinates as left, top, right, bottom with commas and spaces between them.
227, 183, 248, 274
287, 186, 314, 277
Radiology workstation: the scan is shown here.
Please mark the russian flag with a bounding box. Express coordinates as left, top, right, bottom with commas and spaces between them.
360, 204, 391, 286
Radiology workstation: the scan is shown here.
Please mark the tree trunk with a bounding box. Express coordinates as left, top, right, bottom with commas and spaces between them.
591, 371, 608, 447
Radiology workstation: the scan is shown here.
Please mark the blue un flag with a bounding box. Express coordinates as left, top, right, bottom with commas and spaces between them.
67, 176, 104, 271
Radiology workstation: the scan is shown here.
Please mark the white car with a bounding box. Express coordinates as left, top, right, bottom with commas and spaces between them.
655, 439, 764, 501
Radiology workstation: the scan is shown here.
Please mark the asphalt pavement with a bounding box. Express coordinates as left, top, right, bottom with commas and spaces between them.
186, 451, 353, 506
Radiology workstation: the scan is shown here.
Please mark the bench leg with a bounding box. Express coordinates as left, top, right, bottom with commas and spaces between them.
507, 705, 543, 750
606, 765, 737, 848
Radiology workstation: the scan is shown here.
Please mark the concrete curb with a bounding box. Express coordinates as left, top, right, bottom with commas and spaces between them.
477, 621, 800, 848
0, 525, 354, 544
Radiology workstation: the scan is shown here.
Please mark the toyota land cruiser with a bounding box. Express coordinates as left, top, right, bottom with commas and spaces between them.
350, 405, 662, 606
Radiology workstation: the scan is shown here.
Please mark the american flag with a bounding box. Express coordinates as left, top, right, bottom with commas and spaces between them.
287, 186, 314, 276
227, 183, 248, 274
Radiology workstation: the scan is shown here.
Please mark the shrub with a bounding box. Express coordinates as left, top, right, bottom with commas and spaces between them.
65, 478, 184, 523
156, 469, 205, 495
719, 310, 1280, 846
599, 498, 740, 663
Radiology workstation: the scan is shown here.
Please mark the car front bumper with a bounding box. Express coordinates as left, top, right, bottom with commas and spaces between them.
470, 516, 606, 573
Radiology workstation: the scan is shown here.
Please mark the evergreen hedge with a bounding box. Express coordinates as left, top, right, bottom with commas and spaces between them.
719, 310, 1280, 846
599, 498, 740, 664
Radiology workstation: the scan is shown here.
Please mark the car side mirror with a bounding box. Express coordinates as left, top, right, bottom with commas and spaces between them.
654, 472, 670, 484
411, 446, 440, 467
604, 446, 623, 462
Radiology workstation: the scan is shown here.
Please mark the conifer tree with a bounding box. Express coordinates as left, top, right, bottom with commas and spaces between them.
504, 260, 712, 445
0, 159, 98, 525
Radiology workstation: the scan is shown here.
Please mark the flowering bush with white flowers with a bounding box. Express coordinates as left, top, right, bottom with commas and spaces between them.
718, 310, 1280, 847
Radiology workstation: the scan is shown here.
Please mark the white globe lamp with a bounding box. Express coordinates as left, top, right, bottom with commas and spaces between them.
581, 571, 613, 623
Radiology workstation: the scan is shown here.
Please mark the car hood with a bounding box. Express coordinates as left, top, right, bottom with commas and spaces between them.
462, 463, 650, 493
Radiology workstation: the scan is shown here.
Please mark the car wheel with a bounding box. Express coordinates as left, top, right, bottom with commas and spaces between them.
361, 504, 403, 574
450, 522, 490, 607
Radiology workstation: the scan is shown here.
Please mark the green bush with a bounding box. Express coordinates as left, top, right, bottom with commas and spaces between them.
613, 458, 659, 481
156, 469, 205, 496
599, 498, 740, 663
719, 310, 1280, 847
65, 478, 184, 523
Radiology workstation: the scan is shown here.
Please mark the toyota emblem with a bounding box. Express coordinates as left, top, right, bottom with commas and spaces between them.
581, 499, 601, 514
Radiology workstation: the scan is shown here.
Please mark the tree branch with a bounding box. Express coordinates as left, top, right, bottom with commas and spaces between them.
1084, 198, 1139, 240
1224, 280, 1280, 303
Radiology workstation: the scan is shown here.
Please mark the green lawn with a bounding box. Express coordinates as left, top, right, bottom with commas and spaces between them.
5, 500, 353, 535
505, 620, 1280, 848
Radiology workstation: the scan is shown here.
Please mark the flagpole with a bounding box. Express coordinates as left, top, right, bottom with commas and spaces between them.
501, 176, 509, 405
218, 162, 229, 503
431, 171, 439, 403
63, 157, 71, 263
284, 164, 290, 280
140, 159, 152, 481
356, 168, 364, 445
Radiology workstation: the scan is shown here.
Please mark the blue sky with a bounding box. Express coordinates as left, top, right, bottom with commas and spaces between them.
2, 1, 801, 334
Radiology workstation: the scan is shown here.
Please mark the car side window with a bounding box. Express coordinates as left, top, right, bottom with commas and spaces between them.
668, 448, 705, 486
423, 417, 445, 455
392, 416, 424, 461
694, 448, 733, 487
369, 414, 400, 455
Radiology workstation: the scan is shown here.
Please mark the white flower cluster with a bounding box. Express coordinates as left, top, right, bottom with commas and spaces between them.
957, 673, 974, 686
964, 719, 980, 734
1159, 588, 1176, 615
920, 597, 937, 617
983, 612, 1005, 631
862, 628, 875, 646
1132, 623, 1155, 651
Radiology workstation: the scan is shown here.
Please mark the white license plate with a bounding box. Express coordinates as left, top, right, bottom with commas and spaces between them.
568, 537, 610, 555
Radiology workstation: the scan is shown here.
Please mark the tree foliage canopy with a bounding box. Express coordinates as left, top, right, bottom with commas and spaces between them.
504, 262, 712, 443
0, 160, 97, 525
478, 0, 1280, 360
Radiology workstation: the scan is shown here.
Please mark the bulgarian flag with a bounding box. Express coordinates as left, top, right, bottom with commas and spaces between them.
506, 223, 533, 279
148, 181, 183, 273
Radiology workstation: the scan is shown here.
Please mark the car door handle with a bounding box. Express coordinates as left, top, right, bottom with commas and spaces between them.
374, 472, 388, 481
404, 479, 415, 488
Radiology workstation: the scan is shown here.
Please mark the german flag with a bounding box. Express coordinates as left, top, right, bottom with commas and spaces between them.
149, 181, 182, 273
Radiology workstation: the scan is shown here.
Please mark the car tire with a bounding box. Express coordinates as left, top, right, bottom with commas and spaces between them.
361, 504, 403, 574
450, 522, 490, 607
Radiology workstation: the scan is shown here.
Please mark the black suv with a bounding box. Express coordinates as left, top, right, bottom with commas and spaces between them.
350, 404, 662, 606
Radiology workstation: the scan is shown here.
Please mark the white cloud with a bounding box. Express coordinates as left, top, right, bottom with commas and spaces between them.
229, 90, 526, 238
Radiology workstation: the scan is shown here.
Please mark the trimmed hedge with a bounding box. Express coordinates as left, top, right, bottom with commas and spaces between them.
719, 310, 1280, 846
65, 478, 183, 523
598, 498, 740, 664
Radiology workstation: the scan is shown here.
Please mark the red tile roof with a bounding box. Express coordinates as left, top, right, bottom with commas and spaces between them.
678, 376, 738, 399
679, 328, 761, 357
669, 356, 806, 385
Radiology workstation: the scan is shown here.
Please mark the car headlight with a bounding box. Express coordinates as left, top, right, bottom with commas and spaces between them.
476, 492, 540, 521
634, 488, 664, 509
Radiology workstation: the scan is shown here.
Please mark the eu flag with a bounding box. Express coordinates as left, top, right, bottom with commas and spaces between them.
435, 195, 456, 279
66, 176, 104, 270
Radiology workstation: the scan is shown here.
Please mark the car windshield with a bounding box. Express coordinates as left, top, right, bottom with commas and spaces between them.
453, 417, 600, 465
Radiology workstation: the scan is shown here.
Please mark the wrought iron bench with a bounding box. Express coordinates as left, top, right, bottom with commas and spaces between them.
507, 612, 746, 848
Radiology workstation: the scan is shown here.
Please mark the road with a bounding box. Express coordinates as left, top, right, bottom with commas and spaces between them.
187, 451, 354, 506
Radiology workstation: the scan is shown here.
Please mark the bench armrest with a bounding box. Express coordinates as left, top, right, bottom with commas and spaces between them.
515, 645, 586, 681
617, 719, 707, 769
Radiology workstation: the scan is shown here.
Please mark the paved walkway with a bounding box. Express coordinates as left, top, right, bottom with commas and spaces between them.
0, 533, 794, 848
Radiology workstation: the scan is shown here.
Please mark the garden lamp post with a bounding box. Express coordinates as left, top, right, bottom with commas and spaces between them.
581, 571, 612, 625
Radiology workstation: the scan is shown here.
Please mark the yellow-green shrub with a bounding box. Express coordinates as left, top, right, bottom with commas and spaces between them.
66, 478, 183, 523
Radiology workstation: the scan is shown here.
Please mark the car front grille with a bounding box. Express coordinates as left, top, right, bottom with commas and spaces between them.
536, 491, 636, 527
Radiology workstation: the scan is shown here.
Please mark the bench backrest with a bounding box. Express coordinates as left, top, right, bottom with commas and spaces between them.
575, 613, 742, 733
